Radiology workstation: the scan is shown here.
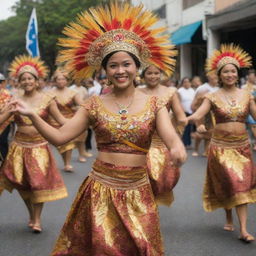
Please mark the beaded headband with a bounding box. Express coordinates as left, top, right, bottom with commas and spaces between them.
205, 44, 252, 74
9, 55, 48, 79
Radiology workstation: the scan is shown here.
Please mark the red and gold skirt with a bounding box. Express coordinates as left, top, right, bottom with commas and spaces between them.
51, 159, 164, 256
0, 132, 68, 203
147, 133, 180, 206
203, 131, 256, 211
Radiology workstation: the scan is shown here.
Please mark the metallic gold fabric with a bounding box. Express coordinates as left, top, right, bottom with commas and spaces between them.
51, 159, 164, 256
0, 132, 68, 203
203, 131, 256, 211
147, 88, 180, 206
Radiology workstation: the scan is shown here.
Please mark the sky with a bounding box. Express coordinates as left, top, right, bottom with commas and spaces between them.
0, 0, 17, 21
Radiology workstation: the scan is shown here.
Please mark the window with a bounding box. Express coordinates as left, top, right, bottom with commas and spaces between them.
154, 4, 166, 19
183, 0, 203, 9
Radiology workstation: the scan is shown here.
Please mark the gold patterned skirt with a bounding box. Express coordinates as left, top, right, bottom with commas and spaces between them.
203, 131, 256, 211
0, 132, 68, 203
147, 133, 180, 206
51, 159, 164, 256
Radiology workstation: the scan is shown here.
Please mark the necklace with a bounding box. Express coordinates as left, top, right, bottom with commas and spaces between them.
221, 90, 238, 107
114, 94, 135, 115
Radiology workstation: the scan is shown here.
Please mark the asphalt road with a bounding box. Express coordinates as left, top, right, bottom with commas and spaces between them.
0, 145, 256, 256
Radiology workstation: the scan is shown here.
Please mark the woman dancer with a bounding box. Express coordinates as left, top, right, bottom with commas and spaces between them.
0, 55, 68, 233
9, 2, 186, 254
50, 70, 84, 171
189, 44, 256, 242
139, 64, 187, 205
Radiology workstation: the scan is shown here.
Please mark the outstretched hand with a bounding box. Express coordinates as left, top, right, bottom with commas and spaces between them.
197, 124, 207, 133
8, 99, 35, 116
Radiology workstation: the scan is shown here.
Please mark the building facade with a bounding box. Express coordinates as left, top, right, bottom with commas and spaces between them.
131, 0, 256, 80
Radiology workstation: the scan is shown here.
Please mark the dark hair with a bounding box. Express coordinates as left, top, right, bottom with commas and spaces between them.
181, 76, 191, 85
217, 63, 240, 87
101, 51, 141, 70
248, 69, 255, 75
18, 72, 38, 82
140, 65, 162, 79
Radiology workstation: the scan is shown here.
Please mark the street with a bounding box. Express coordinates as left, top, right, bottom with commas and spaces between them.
0, 145, 256, 256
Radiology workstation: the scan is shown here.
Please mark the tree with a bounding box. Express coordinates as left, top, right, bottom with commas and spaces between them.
0, 0, 109, 74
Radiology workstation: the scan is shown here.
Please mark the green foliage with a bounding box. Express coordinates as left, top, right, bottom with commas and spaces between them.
0, 0, 109, 74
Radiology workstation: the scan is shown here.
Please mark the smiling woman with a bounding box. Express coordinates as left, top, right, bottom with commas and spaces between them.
188, 44, 256, 243
0, 55, 68, 233
6, 2, 187, 255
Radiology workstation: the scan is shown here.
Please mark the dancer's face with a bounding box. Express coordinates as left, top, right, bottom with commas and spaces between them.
105, 51, 137, 90
144, 65, 161, 88
19, 72, 38, 92
220, 64, 238, 88
55, 74, 68, 89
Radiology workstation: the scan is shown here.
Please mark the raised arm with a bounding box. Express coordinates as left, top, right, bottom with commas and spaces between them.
11, 99, 89, 145
188, 98, 211, 123
156, 107, 187, 166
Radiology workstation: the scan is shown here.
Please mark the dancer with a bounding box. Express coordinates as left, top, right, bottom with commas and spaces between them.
189, 44, 256, 242
191, 73, 219, 156
50, 69, 84, 170
0, 55, 68, 233
139, 64, 187, 205
9, 2, 186, 254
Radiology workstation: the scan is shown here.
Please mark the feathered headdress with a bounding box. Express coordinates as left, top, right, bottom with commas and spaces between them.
57, 1, 177, 81
9, 55, 48, 79
206, 44, 252, 74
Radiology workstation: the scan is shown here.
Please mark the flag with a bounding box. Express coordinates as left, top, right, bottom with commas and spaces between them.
26, 8, 40, 57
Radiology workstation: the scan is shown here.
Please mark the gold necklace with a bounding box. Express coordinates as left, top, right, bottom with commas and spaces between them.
221, 90, 238, 107
114, 94, 135, 115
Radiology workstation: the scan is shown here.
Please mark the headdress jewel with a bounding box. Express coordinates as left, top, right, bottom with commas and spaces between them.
205, 43, 252, 74
57, 1, 177, 81
9, 55, 48, 79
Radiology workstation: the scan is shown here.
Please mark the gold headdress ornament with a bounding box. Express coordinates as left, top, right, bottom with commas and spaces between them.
9, 55, 48, 79
57, 1, 177, 81
205, 44, 252, 75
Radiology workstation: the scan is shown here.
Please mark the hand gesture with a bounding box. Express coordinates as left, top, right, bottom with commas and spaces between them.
196, 124, 207, 133
8, 99, 35, 116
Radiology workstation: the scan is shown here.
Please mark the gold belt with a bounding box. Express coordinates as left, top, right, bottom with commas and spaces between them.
210, 137, 249, 148
13, 140, 48, 148
89, 170, 149, 190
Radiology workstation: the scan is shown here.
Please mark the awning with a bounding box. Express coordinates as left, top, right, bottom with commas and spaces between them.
171, 21, 202, 45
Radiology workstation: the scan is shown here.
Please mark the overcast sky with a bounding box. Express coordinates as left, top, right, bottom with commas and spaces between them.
0, 0, 17, 21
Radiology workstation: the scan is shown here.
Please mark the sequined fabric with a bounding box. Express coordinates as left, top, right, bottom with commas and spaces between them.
147, 88, 180, 206
203, 131, 256, 211
51, 159, 164, 256
205, 91, 251, 123
0, 132, 68, 203
82, 95, 164, 154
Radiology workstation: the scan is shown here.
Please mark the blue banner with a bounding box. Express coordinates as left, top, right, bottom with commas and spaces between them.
26, 8, 40, 57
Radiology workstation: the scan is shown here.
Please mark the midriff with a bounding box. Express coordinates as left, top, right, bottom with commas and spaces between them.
17, 126, 40, 136
98, 151, 147, 166
215, 122, 246, 135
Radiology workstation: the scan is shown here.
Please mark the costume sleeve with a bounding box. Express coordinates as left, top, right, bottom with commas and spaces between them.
153, 96, 166, 113
81, 95, 98, 124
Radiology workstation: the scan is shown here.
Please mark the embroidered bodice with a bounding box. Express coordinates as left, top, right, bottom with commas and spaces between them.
82, 95, 164, 154
14, 93, 54, 126
205, 91, 251, 124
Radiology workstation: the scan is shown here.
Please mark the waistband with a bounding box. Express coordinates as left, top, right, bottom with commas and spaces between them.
13, 132, 47, 147
211, 131, 249, 148
89, 159, 149, 190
